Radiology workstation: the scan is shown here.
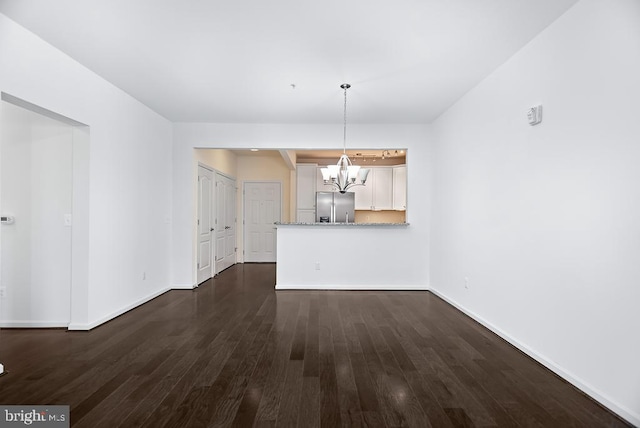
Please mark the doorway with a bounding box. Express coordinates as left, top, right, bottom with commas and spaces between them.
0, 97, 89, 328
243, 181, 281, 262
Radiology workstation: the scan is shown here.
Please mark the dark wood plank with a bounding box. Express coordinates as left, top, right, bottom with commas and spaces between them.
297, 376, 320, 427
253, 297, 299, 424
303, 296, 320, 377
317, 294, 342, 428
274, 360, 304, 427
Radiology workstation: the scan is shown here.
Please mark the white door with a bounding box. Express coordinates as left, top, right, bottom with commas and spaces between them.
215, 174, 237, 273
244, 182, 281, 262
197, 165, 214, 284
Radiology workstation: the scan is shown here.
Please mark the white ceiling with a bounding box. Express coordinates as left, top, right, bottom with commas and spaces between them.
0, 0, 578, 123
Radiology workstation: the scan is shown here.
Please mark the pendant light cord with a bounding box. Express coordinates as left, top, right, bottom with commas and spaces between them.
342, 84, 349, 154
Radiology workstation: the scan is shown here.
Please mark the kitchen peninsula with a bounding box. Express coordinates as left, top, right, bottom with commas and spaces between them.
274, 221, 423, 291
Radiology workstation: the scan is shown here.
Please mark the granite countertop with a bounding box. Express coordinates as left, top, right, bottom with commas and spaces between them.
275, 222, 409, 226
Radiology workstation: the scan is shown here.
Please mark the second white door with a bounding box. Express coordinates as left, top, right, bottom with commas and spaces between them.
244, 182, 281, 262
215, 173, 237, 274
197, 165, 214, 284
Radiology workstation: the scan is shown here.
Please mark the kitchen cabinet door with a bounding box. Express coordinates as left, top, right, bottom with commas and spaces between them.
353, 180, 373, 210
296, 164, 317, 211
372, 167, 393, 210
393, 165, 407, 211
353, 167, 392, 210
297, 209, 316, 223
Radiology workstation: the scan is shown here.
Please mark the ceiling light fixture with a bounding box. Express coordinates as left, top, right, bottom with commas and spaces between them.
381, 149, 394, 159
321, 84, 370, 193
352, 153, 377, 163
381, 149, 404, 159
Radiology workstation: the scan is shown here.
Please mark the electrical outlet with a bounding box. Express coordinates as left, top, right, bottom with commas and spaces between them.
464, 277, 469, 289
0, 286, 5, 298
142, 272, 146, 280
315, 262, 320, 271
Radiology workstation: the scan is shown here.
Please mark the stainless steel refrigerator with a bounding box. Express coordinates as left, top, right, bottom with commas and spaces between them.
316, 192, 355, 223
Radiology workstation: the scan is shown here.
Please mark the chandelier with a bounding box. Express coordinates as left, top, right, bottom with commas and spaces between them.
320, 83, 370, 193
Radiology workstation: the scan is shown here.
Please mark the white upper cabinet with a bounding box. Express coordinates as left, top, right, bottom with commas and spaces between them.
354, 167, 393, 211
296, 164, 317, 211
373, 167, 393, 210
353, 177, 373, 210
393, 165, 407, 211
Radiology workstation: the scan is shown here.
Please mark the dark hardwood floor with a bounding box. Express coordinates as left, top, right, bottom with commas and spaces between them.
0, 264, 631, 427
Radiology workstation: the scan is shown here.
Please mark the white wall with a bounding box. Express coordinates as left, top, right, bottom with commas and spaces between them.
0, 13, 173, 329
194, 149, 238, 178
276, 225, 424, 289
172, 123, 431, 288
0, 103, 73, 326
430, 0, 640, 424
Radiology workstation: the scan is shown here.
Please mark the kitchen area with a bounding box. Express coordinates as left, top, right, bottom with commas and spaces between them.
293, 149, 407, 225
275, 149, 414, 290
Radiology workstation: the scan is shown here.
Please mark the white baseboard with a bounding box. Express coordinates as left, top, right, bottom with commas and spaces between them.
172, 283, 197, 290
275, 284, 429, 291
68, 287, 171, 331
429, 289, 640, 428
0, 320, 69, 328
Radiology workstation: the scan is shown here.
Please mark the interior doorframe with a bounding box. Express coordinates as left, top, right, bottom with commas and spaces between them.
242, 180, 283, 263
0, 92, 90, 331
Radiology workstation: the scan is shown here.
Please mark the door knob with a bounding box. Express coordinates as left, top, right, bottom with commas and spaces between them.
210, 228, 214, 231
